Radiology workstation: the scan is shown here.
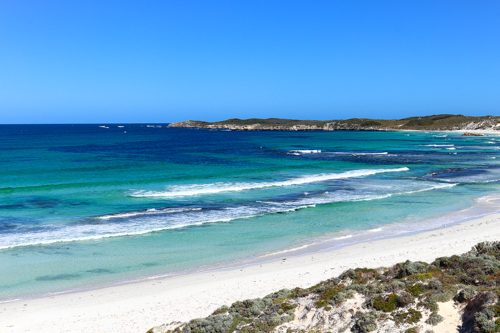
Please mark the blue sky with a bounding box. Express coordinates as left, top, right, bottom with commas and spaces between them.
1, 1, 499, 123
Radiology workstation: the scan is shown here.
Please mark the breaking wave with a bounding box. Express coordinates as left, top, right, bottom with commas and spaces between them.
129, 168, 410, 198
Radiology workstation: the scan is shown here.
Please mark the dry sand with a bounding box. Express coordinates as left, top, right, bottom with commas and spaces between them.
2, 209, 500, 333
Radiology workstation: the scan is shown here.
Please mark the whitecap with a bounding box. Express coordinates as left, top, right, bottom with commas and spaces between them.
130, 167, 410, 198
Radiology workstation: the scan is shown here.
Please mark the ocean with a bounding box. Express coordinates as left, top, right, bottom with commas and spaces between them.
1, 124, 500, 300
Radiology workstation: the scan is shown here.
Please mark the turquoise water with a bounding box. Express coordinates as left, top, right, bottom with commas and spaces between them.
1, 125, 500, 299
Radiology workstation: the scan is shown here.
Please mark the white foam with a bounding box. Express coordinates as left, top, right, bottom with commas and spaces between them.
421, 144, 454, 147
368, 228, 382, 232
98, 208, 202, 220
130, 167, 410, 198
290, 150, 321, 154
349, 152, 388, 156
326, 152, 389, 156
334, 235, 353, 240
0, 204, 317, 250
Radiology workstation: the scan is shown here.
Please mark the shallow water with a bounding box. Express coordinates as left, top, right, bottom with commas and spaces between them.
1, 125, 500, 299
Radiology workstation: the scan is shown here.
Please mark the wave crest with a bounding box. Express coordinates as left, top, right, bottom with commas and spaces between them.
129, 167, 410, 198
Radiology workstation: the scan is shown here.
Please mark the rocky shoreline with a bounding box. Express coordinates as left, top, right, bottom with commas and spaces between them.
168, 115, 500, 132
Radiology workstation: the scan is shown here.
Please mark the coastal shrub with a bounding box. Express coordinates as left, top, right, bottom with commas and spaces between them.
473, 242, 500, 255
264, 289, 293, 302
495, 318, 500, 332
348, 268, 379, 284
183, 314, 234, 333
339, 269, 356, 280
475, 311, 495, 333
493, 304, 500, 317
314, 285, 345, 308
456, 288, 476, 303
427, 285, 457, 303
425, 313, 444, 326
372, 294, 398, 312
418, 301, 438, 313
404, 118, 435, 127
360, 120, 382, 127
212, 305, 230, 315
230, 299, 270, 318
352, 311, 378, 333
347, 284, 368, 293
405, 327, 419, 333
392, 309, 422, 325
390, 280, 406, 292
428, 280, 442, 290
410, 273, 433, 281
396, 292, 415, 307
406, 284, 425, 297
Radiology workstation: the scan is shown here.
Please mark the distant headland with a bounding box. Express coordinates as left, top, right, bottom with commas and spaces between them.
168, 114, 500, 132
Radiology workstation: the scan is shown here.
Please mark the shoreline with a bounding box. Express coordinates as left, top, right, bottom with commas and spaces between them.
3, 190, 497, 305
3, 198, 500, 332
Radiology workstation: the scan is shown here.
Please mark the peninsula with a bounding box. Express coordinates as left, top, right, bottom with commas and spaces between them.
168, 114, 500, 132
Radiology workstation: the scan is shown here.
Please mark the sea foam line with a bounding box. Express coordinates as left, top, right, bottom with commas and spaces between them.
98, 208, 202, 220
421, 144, 454, 147
129, 167, 410, 198
0, 205, 315, 250
1, 179, 456, 250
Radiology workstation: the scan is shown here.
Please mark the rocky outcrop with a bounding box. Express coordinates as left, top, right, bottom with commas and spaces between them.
167, 120, 208, 128
462, 132, 485, 136
168, 121, 394, 132
167, 115, 500, 132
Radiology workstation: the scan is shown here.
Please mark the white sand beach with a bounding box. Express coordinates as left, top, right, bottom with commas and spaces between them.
2, 208, 500, 333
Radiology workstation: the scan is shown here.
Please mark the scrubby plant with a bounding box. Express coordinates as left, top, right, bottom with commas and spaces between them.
347, 284, 368, 293
389, 280, 406, 292
372, 294, 398, 312
425, 313, 444, 326
456, 288, 476, 303
405, 327, 419, 333
183, 314, 234, 333
419, 300, 438, 313
397, 292, 415, 308
475, 311, 495, 333
150, 241, 500, 333
406, 283, 425, 297
428, 280, 442, 290
352, 311, 378, 333
392, 309, 423, 325
427, 285, 457, 303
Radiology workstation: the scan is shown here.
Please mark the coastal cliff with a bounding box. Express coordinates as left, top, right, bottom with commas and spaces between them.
168, 115, 500, 132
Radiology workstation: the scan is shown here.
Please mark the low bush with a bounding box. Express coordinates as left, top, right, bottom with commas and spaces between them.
425, 313, 444, 326
397, 292, 415, 308
406, 284, 425, 297
352, 311, 378, 333
392, 309, 422, 325
372, 294, 398, 312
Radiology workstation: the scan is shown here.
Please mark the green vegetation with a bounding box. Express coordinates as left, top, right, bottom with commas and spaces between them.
148, 241, 500, 333
372, 294, 398, 312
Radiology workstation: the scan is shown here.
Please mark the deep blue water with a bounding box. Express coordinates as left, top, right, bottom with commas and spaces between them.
1, 124, 500, 299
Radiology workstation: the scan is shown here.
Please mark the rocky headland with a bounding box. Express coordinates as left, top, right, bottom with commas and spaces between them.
168, 115, 500, 132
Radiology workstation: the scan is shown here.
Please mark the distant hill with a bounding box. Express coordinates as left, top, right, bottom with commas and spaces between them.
168, 115, 500, 132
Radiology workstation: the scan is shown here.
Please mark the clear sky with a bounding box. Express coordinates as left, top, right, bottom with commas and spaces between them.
1, 1, 499, 124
